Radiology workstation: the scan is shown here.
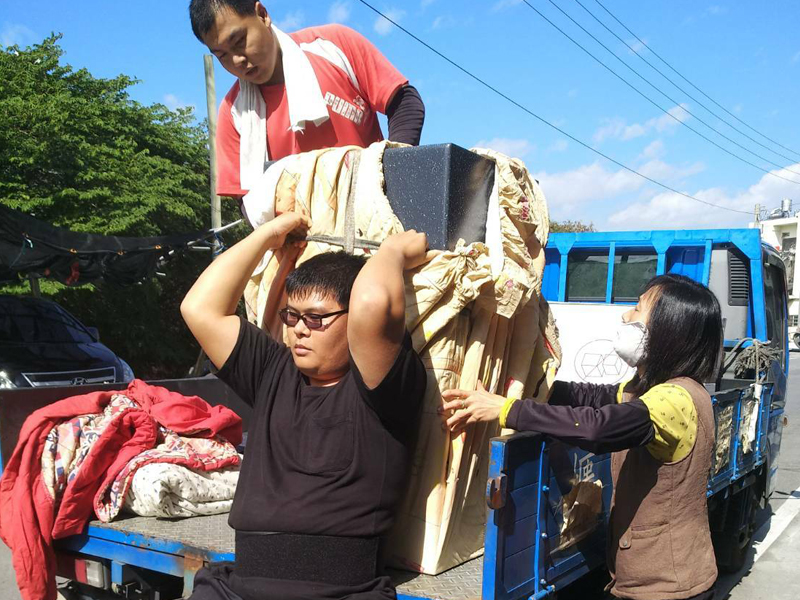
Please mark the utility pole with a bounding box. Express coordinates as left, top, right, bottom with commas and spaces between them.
204, 55, 221, 254
193, 55, 222, 378
28, 275, 41, 298
754, 203, 761, 227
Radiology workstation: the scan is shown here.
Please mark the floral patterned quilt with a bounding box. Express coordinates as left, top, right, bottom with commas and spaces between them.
41, 393, 240, 522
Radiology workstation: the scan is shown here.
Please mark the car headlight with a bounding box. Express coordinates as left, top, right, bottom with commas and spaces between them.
0, 370, 16, 389
119, 360, 135, 383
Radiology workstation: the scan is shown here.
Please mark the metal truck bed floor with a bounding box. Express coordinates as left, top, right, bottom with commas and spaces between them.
88, 513, 235, 556
85, 514, 483, 600
391, 558, 483, 600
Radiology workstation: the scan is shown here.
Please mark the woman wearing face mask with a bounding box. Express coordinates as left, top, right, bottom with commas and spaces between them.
440, 274, 723, 600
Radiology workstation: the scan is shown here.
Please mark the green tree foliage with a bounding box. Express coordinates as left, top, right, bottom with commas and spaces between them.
550, 220, 596, 233
0, 35, 209, 234
0, 35, 242, 378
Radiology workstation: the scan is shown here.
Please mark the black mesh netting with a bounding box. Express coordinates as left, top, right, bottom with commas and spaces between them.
0, 204, 215, 286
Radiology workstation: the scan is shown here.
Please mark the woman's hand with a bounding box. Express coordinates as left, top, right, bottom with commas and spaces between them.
439, 381, 506, 433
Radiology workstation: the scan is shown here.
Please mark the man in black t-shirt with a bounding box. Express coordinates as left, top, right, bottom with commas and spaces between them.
180, 212, 431, 600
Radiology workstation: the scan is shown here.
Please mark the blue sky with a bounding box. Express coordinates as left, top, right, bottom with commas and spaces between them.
3, 0, 800, 231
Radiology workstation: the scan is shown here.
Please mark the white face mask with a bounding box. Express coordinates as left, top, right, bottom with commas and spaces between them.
614, 320, 648, 367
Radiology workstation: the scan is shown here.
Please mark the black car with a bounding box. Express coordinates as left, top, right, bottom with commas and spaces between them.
0, 295, 134, 389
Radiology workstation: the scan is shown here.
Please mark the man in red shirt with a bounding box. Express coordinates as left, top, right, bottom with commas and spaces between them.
189, 0, 425, 198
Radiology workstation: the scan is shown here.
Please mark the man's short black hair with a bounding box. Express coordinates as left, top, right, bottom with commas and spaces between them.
285, 251, 368, 308
189, 0, 259, 42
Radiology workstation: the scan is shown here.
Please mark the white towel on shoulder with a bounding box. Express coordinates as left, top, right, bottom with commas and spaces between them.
232, 25, 330, 193
233, 25, 363, 235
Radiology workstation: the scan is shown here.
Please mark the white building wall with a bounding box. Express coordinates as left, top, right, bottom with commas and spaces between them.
752, 216, 800, 326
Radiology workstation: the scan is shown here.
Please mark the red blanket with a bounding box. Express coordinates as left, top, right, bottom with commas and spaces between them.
0, 380, 242, 600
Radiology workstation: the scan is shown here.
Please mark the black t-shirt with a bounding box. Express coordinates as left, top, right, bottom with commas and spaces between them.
216, 317, 426, 538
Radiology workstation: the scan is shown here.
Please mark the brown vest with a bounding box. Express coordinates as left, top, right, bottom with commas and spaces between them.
608, 377, 717, 600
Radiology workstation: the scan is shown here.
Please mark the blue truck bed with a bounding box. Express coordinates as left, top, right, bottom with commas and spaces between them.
56, 514, 485, 600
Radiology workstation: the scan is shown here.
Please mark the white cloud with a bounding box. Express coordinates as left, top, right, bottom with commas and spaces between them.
1, 23, 37, 47
608, 188, 742, 230
593, 118, 646, 143
641, 139, 665, 159
276, 10, 304, 30
548, 139, 569, 153
607, 162, 800, 230
163, 93, 195, 112
431, 15, 456, 30
474, 137, 534, 158
534, 154, 706, 211
567, 89, 579, 98
622, 123, 648, 139
492, 0, 522, 11
637, 159, 705, 181
535, 162, 645, 206
792, 51, 800, 64
374, 9, 405, 36
328, 2, 351, 24
421, 0, 436, 7
533, 142, 800, 231
626, 38, 647, 54
593, 104, 691, 143
651, 103, 691, 132
706, 5, 727, 15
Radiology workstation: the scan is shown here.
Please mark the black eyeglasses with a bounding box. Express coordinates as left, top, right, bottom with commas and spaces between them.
278, 308, 348, 330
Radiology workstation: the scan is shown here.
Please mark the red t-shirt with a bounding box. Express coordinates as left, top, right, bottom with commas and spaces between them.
216, 24, 408, 197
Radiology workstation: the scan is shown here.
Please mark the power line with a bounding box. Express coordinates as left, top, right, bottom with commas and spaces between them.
592, 0, 800, 161
354, 0, 752, 216
520, 0, 800, 185
572, 0, 800, 166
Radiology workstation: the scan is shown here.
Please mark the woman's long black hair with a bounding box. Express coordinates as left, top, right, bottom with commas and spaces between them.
633, 274, 724, 394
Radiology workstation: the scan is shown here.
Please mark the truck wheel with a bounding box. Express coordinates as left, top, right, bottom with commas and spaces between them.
793, 333, 800, 350
713, 485, 758, 574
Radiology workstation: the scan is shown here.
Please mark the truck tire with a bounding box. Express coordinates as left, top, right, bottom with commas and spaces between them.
712, 485, 758, 574
793, 332, 800, 350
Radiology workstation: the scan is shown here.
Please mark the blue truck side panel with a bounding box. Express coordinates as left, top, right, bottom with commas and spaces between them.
542, 248, 560, 304
481, 432, 615, 600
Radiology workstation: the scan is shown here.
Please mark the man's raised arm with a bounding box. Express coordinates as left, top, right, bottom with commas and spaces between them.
180, 213, 308, 369
347, 230, 434, 389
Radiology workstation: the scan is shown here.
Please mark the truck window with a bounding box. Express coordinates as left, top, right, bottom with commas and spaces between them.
566, 250, 658, 303
566, 252, 608, 302
612, 252, 658, 302
763, 262, 788, 363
